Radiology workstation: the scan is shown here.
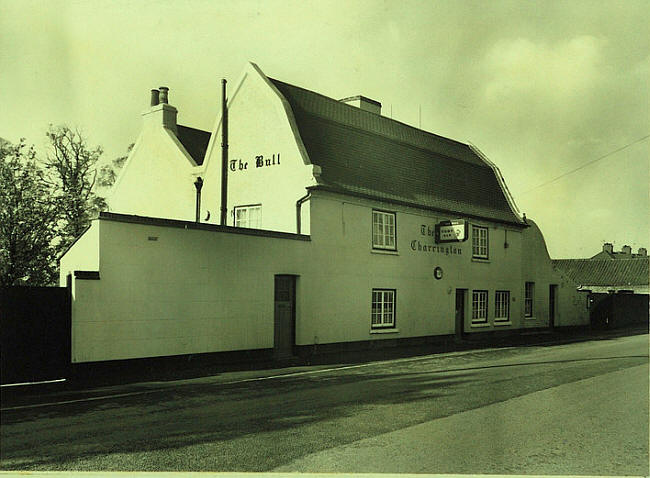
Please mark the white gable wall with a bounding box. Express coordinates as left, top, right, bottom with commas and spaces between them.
200, 63, 318, 233
107, 120, 197, 222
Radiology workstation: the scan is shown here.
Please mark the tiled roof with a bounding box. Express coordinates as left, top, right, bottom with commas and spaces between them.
270, 78, 524, 225
590, 250, 647, 260
176, 124, 210, 166
553, 258, 650, 287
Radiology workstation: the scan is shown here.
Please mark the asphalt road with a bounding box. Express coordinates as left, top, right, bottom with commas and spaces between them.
1, 333, 648, 475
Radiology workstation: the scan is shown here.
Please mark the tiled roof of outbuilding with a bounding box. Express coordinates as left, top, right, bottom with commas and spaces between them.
590, 250, 647, 260
176, 124, 210, 166
270, 78, 525, 226
552, 258, 650, 287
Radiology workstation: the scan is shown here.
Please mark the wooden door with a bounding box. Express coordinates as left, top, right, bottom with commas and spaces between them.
455, 289, 466, 339
549, 284, 557, 328
274, 275, 296, 359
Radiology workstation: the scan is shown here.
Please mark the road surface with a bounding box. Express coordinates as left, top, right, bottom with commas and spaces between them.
1, 333, 648, 475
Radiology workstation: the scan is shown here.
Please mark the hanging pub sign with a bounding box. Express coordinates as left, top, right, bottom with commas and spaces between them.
435, 220, 468, 243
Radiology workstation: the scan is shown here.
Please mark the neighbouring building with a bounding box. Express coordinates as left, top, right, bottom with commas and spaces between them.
60, 62, 589, 366
590, 243, 648, 260
554, 246, 649, 329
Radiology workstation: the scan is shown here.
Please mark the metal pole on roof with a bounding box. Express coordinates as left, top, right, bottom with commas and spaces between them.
220, 79, 228, 226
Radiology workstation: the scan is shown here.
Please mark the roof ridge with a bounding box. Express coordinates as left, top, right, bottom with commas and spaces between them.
268, 77, 472, 151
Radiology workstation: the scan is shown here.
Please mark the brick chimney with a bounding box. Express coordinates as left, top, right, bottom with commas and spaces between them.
638, 247, 647, 256
142, 86, 178, 134
603, 243, 613, 254
621, 245, 632, 255
339, 95, 382, 115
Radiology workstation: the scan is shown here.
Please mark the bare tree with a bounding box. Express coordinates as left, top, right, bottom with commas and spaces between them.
98, 143, 133, 188
44, 125, 107, 250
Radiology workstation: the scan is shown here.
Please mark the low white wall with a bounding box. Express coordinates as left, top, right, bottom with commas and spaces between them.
70, 218, 310, 363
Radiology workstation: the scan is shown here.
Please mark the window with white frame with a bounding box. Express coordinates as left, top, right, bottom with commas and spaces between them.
234, 205, 262, 229
525, 282, 534, 317
472, 290, 488, 324
371, 289, 396, 328
472, 225, 489, 259
372, 210, 396, 250
495, 291, 510, 322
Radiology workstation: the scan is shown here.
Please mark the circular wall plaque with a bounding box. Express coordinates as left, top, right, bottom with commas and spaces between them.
433, 266, 443, 280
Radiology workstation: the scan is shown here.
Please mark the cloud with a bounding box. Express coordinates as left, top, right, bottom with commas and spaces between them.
483, 35, 603, 105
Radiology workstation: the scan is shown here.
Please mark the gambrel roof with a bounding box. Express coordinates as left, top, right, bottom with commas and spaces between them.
270, 78, 525, 226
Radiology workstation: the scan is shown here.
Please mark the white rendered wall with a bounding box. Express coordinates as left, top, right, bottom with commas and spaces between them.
297, 191, 530, 345
59, 220, 100, 285
520, 220, 589, 327
107, 124, 197, 222
70, 219, 310, 363
200, 64, 316, 233
66, 207, 587, 363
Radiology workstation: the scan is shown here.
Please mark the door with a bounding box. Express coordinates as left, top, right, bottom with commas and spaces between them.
274, 275, 296, 359
455, 289, 467, 339
549, 284, 557, 328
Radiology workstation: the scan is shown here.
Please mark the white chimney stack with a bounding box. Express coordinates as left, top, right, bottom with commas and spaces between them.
142, 86, 177, 134
339, 95, 382, 115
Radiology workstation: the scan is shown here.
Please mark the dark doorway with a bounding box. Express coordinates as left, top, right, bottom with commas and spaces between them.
549, 284, 557, 328
455, 289, 467, 339
274, 275, 296, 360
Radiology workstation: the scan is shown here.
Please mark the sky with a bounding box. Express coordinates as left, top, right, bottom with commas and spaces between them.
1, 0, 648, 258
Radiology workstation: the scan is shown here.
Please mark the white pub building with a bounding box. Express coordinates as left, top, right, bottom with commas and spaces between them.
60, 63, 589, 365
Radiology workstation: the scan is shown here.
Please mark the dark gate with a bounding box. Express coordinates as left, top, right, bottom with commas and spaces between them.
0, 286, 71, 384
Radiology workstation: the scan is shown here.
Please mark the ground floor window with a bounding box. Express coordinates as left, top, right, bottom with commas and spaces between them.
234, 204, 262, 228
372, 289, 396, 328
525, 282, 534, 317
472, 290, 488, 324
495, 291, 510, 321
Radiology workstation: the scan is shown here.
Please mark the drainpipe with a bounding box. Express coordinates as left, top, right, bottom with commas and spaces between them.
220, 79, 228, 226
194, 176, 203, 223
296, 191, 311, 234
